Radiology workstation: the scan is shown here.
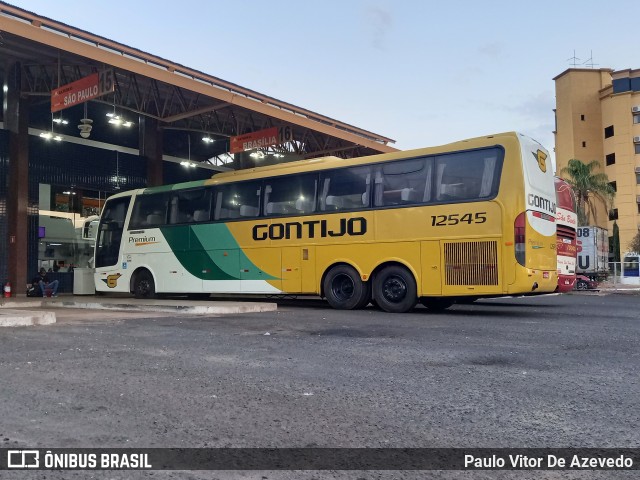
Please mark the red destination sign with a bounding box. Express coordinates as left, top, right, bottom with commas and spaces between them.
230, 126, 293, 154
51, 70, 115, 113
230, 127, 278, 154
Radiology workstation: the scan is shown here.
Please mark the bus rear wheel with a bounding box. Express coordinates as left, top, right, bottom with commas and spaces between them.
323, 265, 370, 310
134, 270, 157, 299
373, 265, 417, 313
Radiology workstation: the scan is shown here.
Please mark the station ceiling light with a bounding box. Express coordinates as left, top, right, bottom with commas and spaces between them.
106, 112, 133, 127
40, 132, 62, 141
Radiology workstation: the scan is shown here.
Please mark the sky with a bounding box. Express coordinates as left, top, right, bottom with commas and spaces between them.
7, 0, 640, 167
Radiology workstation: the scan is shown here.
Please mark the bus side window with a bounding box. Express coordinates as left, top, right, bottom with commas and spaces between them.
435, 149, 501, 202
319, 166, 371, 211
264, 173, 317, 216
214, 181, 261, 220
375, 157, 431, 207
169, 188, 212, 224
129, 193, 170, 229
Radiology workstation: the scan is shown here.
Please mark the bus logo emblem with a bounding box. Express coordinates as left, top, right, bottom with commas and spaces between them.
533, 149, 547, 173
102, 273, 122, 288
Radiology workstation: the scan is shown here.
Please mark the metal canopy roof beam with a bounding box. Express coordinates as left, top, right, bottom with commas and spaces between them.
0, 8, 396, 154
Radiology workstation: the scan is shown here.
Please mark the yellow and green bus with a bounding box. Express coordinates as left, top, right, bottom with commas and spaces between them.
94, 132, 557, 312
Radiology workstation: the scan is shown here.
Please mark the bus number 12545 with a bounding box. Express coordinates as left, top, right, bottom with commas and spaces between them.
431, 212, 487, 227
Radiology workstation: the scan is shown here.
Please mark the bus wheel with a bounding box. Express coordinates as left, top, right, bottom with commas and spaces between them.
134, 270, 156, 299
323, 265, 370, 310
421, 298, 454, 311
373, 265, 417, 313
576, 280, 588, 290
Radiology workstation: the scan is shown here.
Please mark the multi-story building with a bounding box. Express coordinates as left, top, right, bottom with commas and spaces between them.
554, 67, 640, 254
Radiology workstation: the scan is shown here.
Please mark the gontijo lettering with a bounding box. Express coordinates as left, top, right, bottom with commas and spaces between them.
253, 217, 367, 241
528, 194, 556, 214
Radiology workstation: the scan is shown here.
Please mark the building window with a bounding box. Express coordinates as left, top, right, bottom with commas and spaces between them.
582, 141, 587, 148
636, 144, 640, 154
636, 173, 640, 184
633, 114, 640, 124
638, 203, 640, 214
580, 114, 585, 121
604, 125, 614, 138
613, 78, 631, 93
609, 181, 617, 192
608, 208, 619, 221
606, 153, 616, 165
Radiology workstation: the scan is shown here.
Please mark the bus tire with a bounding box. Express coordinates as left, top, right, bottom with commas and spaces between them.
133, 270, 157, 299
323, 265, 370, 310
372, 265, 417, 313
421, 298, 454, 311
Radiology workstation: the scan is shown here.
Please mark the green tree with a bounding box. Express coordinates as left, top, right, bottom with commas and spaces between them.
612, 221, 621, 262
560, 159, 615, 226
629, 230, 640, 254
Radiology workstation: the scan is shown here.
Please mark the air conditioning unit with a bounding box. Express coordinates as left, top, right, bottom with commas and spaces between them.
634, 136, 640, 143
632, 105, 640, 113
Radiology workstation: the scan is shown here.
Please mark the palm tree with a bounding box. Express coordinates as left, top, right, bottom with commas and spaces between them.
560, 159, 615, 226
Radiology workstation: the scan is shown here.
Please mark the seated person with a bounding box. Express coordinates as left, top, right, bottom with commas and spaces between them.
33, 267, 59, 298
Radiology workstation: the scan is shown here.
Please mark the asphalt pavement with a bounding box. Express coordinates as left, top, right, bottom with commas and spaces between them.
0, 292, 639, 479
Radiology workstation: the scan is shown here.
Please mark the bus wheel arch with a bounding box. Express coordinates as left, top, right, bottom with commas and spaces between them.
131, 268, 157, 299
371, 262, 418, 313
321, 263, 371, 310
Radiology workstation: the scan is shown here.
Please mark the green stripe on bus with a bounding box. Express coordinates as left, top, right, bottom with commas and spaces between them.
192, 223, 279, 281
160, 225, 237, 280
159, 224, 279, 281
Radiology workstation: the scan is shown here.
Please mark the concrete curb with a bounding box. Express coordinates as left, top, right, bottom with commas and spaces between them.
0, 309, 56, 327
50, 299, 278, 315
0, 300, 44, 309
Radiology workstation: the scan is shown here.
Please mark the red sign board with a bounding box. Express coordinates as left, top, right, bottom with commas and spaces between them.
51, 70, 115, 113
230, 127, 278, 154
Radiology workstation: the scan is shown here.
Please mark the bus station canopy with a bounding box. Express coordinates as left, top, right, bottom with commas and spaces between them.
0, 2, 397, 169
